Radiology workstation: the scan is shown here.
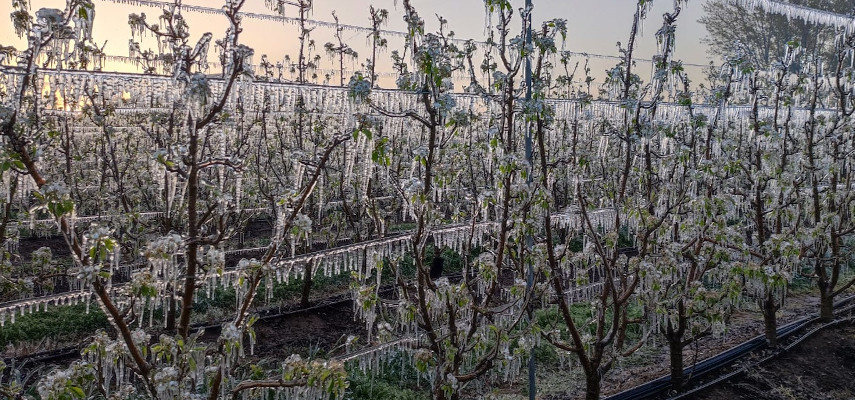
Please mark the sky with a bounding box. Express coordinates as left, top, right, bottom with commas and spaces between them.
0, 0, 717, 86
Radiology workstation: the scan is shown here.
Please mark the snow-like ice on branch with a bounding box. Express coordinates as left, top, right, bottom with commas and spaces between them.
733, 0, 855, 33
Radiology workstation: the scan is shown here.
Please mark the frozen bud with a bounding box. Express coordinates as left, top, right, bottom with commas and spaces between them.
130, 270, 157, 297
76, 263, 101, 283
198, 247, 225, 270
31, 247, 53, 268
412, 146, 429, 158
433, 93, 456, 116
36, 8, 64, 26
347, 72, 372, 103
377, 321, 393, 335
84, 224, 112, 242
402, 178, 424, 196
144, 234, 184, 259
237, 258, 268, 273
445, 373, 459, 389
221, 323, 241, 343
293, 213, 312, 234
42, 181, 69, 198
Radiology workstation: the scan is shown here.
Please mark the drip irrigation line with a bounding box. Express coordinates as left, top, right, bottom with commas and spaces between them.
669, 302, 855, 399
605, 293, 855, 400
7, 273, 855, 397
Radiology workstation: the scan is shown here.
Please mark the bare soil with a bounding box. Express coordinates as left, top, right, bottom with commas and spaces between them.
695, 321, 855, 400
252, 301, 365, 359
15, 234, 72, 261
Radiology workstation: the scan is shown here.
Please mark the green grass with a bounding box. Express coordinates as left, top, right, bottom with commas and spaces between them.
0, 303, 109, 349
388, 223, 417, 233
0, 246, 470, 348
789, 262, 855, 296
345, 352, 430, 400
788, 273, 815, 295
533, 302, 644, 359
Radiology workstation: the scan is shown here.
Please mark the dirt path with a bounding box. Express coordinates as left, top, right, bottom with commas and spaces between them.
695, 321, 855, 399
252, 301, 365, 359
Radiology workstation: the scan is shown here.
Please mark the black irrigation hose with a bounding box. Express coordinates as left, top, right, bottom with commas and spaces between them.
605, 294, 855, 400
670, 317, 855, 400
672, 299, 855, 400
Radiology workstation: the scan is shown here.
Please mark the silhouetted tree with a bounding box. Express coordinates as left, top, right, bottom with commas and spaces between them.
700, 0, 853, 69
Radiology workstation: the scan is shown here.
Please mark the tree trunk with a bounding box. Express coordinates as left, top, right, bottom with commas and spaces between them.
762, 293, 778, 347
301, 260, 313, 308
585, 372, 602, 400
669, 338, 685, 391
616, 306, 627, 351
820, 292, 834, 322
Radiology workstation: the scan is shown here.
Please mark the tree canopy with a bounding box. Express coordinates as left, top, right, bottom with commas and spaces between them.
700, 0, 853, 68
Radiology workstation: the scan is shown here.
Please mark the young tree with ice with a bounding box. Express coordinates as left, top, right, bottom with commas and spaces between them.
365, 6, 389, 88
801, 29, 855, 322
325, 12, 359, 87
724, 46, 803, 347
700, 0, 852, 69
533, 1, 706, 398
346, 1, 538, 397
647, 59, 747, 391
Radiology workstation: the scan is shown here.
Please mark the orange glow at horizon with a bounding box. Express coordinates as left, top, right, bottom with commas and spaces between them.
1, 1, 714, 87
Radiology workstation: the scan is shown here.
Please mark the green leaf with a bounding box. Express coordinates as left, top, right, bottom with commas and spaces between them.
69, 386, 85, 398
